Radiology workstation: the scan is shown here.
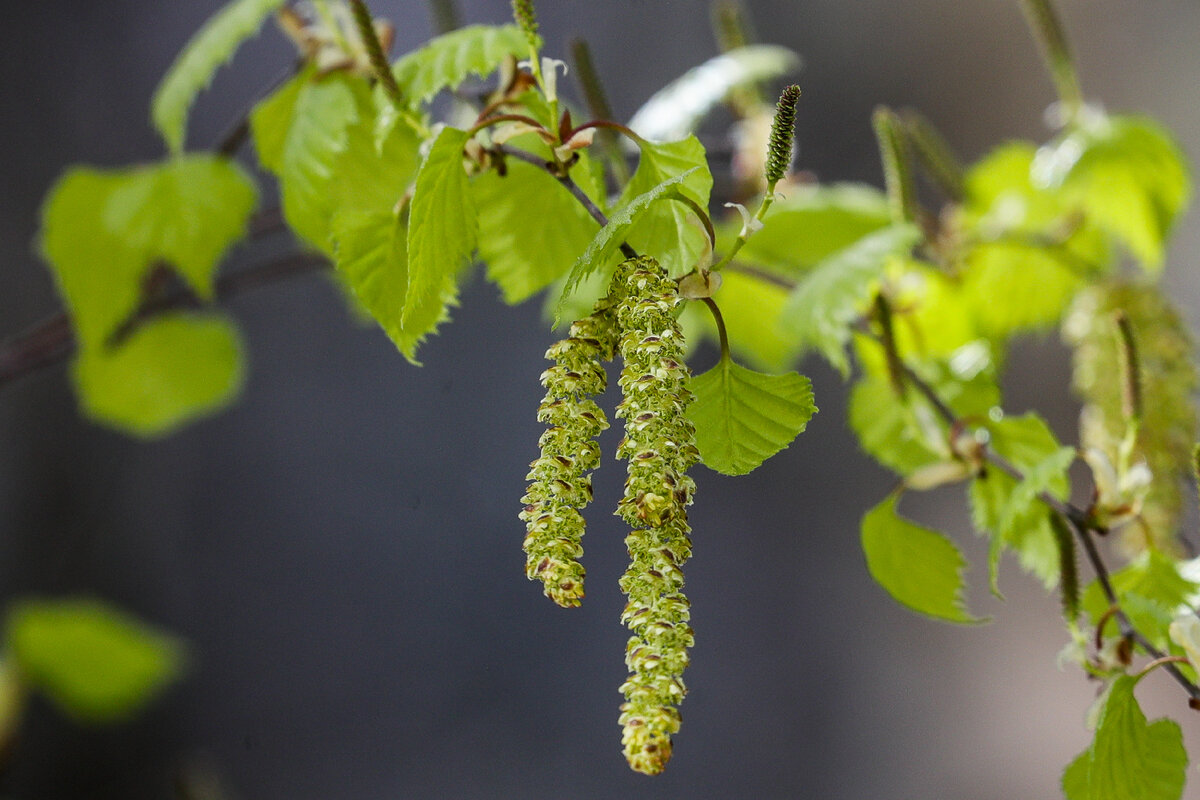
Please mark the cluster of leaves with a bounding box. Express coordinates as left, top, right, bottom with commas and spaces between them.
14, 0, 1200, 792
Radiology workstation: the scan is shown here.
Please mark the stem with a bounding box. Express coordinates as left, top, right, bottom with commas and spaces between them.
348, 0, 403, 107
427, 0, 462, 34
568, 39, 631, 185
892, 351, 1200, 700
1018, 0, 1084, 123
1114, 310, 1143, 426
900, 109, 964, 202
701, 297, 730, 360
495, 145, 638, 261
0, 255, 330, 389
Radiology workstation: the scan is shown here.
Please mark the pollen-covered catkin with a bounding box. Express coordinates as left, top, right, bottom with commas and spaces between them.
520, 295, 620, 607
612, 257, 699, 775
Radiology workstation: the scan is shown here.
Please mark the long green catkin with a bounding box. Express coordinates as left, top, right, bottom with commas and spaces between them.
612, 256, 699, 775
520, 294, 619, 607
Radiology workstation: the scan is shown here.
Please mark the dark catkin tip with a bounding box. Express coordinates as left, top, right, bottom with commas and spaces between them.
765, 85, 801, 188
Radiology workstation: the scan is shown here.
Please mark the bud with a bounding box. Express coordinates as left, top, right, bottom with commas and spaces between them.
765, 85, 801, 190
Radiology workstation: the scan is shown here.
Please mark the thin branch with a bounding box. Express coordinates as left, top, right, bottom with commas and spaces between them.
0, 254, 331, 390
495, 144, 638, 260
892, 347, 1200, 700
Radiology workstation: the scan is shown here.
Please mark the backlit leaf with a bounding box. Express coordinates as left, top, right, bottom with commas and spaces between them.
687, 356, 816, 475
72, 314, 244, 437
860, 494, 982, 624
7, 599, 183, 722
619, 136, 714, 275
152, 0, 287, 154
392, 24, 531, 106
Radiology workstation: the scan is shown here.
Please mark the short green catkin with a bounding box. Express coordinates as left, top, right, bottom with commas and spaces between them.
765, 84, 801, 190
511, 0, 539, 47
520, 295, 620, 607
612, 257, 699, 775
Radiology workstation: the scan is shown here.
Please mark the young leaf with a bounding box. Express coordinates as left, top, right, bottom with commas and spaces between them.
969, 413, 1072, 589
628, 45, 801, 142
72, 314, 244, 438
392, 24, 531, 106
554, 168, 699, 323
403, 127, 475, 358
6, 599, 183, 723
151, 0, 287, 154
250, 68, 310, 174
780, 223, 921, 375
473, 159, 601, 304
687, 357, 816, 475
619, 136, 714, 275
1081, 551, 1199, 651
39, 170, 146, 349
1062, 675, 1187, 800
104, 154, 258, 299
1034, 115, 1191, 271
860, 494, 983, 624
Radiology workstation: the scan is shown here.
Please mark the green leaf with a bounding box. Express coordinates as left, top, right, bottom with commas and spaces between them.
1062, 675, 1187, 800
40, 170, 146, 349
687, 357, 816, 475
255, 73, 369, 254
969, 413, 1072, 589
392, 24, 531, 106
1081, 551, 1199, 651
733, 183, 892, 275
860, 494, 982, 624
104, 155, 257, 299
1034, 115, 1190, 271
151, 0, 287, 154
628, 45, 802, 141
6, 599, 183, 723
619, 136, 714, 275
403, 126, 475, 360
250, 68, 310, 174
72, 314, 244, 437
474, 159, 601, 304
780, 223, 921, 375
554, 167, 699, 323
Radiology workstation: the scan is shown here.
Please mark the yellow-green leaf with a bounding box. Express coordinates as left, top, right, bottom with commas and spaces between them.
688, 356, 816, 475
72, 314, 244, 438
7, 599, 184, 723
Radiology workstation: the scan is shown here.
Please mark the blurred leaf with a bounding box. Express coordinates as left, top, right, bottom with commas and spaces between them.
474, 159, 601, 304
555, 168, 698, 323
151, 0, 286, 153
1061, 675, 1186, 800
860, 494, 982, 624
392, 25, 531, 107
39, 170, 146, 349
403, 127, 474, 360
688, 357, 815, 475
73, 314, 244, 437
1082, 551, 1198, 651
619, 136, 714, 276
780, 224, 920, 375
734, 183, 891, 275
969, 413, 1071, 590
628, 45, 801, 142
1034, 115, 1190, 271
7, 599, 183, 723
250, 68, 309, 174
104, 155, 258, 299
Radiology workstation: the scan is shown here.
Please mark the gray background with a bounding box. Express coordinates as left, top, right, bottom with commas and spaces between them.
1, 1, 1199, 797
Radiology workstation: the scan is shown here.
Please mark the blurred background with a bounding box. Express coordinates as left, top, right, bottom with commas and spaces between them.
1, 0, 1198, 797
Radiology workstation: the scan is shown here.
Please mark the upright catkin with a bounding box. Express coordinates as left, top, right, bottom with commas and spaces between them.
520, 294, 620, 607
612, 257, 699, 775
